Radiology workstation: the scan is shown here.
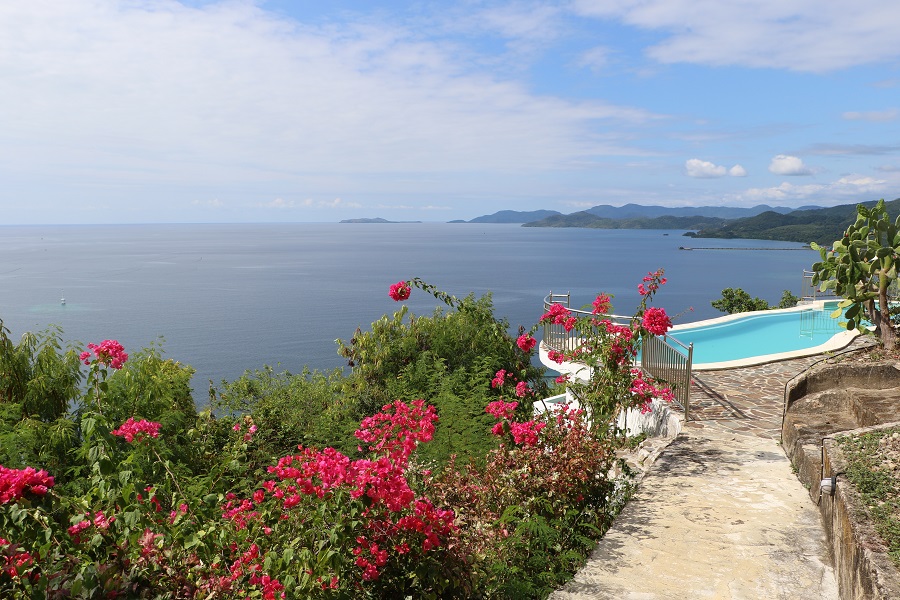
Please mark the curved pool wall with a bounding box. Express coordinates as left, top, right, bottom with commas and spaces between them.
669, 300, 859, 370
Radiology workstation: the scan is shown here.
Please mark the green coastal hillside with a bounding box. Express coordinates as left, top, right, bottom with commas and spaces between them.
523, 211, 726, 230
686, 198, 900, 245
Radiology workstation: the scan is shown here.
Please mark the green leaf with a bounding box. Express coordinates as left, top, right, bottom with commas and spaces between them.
98, 458, 114, 476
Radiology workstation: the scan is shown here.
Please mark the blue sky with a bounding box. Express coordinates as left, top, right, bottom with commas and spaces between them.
1, 0, 899, 224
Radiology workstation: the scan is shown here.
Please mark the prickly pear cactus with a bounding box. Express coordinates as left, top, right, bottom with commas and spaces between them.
810, 199, 900, 351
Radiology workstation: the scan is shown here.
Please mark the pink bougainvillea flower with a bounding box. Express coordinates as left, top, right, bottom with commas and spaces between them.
514, 381, 530, 398
80, 339, 128, 369
491, 369, 507, 388
547, 349, 565, 364
642, 307, 672, 336
111, 417, 162, 443
508, 421, 545, 446
0, 465, 55, 504
638, 270, 667, 297
485, 400, 518, 421
516, 334, 537, 353
540, 303, 570, 325
388, 281, 411, 301
591, 293, 612, 315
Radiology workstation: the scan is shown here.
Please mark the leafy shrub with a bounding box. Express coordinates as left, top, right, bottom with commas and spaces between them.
1, 274, 678, 598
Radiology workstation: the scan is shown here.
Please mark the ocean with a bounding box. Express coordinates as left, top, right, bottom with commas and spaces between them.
0, 223, 820, 392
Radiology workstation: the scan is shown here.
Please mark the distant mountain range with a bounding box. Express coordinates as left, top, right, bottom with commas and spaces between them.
685, 198, 900, 245
344, 198, 900, 244
522, 212, 726, 231
451, 199, 900, 244
582, 203, 817, 220
450, 209, 563, 223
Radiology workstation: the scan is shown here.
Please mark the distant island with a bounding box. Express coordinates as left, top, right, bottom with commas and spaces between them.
340, 218, 422, 224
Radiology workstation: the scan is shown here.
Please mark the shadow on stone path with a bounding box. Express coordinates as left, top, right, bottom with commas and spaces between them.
550, 352, 848, 600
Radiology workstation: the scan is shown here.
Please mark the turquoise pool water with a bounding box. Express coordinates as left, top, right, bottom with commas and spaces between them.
669, 304, 850, 366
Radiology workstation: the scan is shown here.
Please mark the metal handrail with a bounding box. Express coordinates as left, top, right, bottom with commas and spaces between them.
543, 292, 632, 323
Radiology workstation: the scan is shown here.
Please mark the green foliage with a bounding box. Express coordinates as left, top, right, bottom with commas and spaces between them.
711, 287, 772, 314
0, 322, 82, 478
1, 276, 664, 598
213, 366, 354, 460
0, 321, 82, 422
777, 289, 800, 309
428, 407, 629, 598
710, 288, 798, 313
337, 287, 547, 465
811, 199, 900, 350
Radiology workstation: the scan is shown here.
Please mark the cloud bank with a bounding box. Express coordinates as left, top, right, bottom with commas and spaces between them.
769, 155, 813, 176
685, 159, 746, 178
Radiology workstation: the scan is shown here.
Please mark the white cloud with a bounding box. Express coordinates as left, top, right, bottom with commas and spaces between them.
191, 199, 223, 208
0, 2, 659, 192
572, 0, 900, 72
473, 3, 563, 42
685, 159, 746, 178
260, 198, 297, 209
842, 109, 898, 122
685, 159, 726, 178
258, 197, 361, 209
578, 46, 611, 71
769, 155, 812, 176
730, 174, 888, 204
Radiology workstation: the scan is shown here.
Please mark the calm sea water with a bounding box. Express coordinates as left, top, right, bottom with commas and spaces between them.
0, 223, 819, 391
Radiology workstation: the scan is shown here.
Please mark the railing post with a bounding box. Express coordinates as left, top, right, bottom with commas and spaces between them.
684, 343, 693, 421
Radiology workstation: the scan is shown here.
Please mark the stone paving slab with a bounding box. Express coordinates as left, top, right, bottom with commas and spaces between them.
548, 349, 877, 599
550, 427, 838, 600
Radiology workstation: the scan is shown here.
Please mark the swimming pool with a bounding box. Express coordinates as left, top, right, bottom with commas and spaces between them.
668, 301, 859, 370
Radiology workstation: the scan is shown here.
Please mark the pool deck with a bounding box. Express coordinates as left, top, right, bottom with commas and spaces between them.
549, 342, 875, 599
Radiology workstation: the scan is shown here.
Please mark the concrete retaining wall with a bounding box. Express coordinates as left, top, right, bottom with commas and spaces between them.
782, 361, 900, 599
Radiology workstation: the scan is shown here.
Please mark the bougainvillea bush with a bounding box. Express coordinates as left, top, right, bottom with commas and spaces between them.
0, 274, 675, 598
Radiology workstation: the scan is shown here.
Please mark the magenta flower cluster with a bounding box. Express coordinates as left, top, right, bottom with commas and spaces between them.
516, 334, 537, 352
247, 399, 455, 582
0, 538, 34, 579
485, 399, 546, 447
591, 293, 612, 315
0, 465, 54, 504
541, 303, 577, 332
79, 339, 129, 369
111, 417, 162, 443
638, 270, 667, 296
641, 307, 672, 336
629, 369, 675, 414
388, 280, 411, 301
485, 400, 518, 421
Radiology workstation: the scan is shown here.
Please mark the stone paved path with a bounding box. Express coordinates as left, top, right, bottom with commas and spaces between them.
549, 350, 857, 600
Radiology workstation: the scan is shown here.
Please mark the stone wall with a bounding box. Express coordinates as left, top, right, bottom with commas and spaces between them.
782, 362, 900, 599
